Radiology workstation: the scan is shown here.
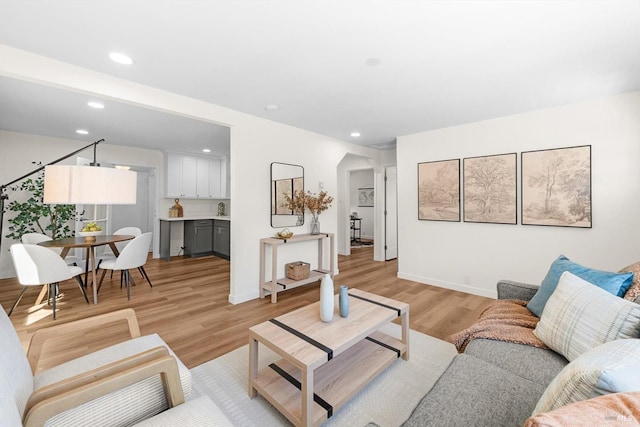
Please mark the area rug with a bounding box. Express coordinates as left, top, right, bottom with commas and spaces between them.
190, 323, 457, 426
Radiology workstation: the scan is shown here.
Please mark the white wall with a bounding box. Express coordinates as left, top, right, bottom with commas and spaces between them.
0, 45, 381, 302
349, 169, 375, 239
397, 91, 640, 298
0, 130, 164, 278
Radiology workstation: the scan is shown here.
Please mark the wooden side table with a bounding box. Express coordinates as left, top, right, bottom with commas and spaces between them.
259, 233, 334, 303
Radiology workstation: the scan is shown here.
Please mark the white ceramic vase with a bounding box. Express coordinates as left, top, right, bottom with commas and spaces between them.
320, 273, 334, 322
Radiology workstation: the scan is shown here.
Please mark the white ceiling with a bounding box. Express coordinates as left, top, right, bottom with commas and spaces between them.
0, 0, 639, 153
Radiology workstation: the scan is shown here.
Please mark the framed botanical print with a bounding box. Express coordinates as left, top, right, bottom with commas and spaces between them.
463, 153, 517, 224
521, 145, 591, 228
418, 159, 460, 221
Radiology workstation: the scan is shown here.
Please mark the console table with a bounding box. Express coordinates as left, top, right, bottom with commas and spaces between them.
259, 233, 334, 303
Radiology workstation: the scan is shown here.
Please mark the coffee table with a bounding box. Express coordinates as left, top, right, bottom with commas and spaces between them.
248, 289, 409, 427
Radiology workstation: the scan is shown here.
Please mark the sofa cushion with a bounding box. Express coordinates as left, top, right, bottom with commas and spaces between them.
0, 304, 34, 416
133, 396, 234, 426
402, 354, 546, 427
465, 339, 568, 386
619, 261, 640, 302
532, 339, 640, 414
526, 392, 640, 427
534, 272, 640, 361
0, 366, 24, 426
527, 255, 633, 317
34, 333, 192, 427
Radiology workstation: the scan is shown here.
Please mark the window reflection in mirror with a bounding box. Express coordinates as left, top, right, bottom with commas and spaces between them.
271, 162, 304, 228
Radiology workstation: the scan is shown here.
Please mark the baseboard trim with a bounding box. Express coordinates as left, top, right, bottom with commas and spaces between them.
397, 272, 496, 299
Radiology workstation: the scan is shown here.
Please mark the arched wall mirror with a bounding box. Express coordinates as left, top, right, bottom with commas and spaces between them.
271, 162, 304, 228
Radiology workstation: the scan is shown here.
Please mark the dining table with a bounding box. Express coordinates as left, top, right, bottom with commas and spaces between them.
38, 234, 134, 304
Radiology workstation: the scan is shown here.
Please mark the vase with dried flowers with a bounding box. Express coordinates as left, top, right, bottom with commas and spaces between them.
281, 190, 306, 226
282, 189, 334, 234
303, 190, 333, 235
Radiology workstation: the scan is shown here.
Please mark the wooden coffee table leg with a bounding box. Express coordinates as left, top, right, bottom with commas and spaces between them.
302, 367, 313, 426
401, 309, 410, 361
248, 336, 258, 398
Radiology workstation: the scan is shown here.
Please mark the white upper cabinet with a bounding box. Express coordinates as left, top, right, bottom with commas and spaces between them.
165, 152, 229, 199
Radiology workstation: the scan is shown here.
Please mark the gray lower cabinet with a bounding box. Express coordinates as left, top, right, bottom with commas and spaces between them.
184, 220, 214, 257
213, 220, 230, 260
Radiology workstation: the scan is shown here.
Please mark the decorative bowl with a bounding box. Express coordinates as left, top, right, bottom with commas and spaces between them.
276, 229, 294, 239
78, 230, 103, 240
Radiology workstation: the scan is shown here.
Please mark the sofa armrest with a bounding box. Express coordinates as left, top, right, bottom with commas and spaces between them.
27, 308, 141, 374
497, 280, 539, 302
23, 347, 184, 427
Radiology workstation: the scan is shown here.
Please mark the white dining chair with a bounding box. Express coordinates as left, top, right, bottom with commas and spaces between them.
9, 243, 89, 319
98, 232, 153, 300
22, 232, 83, 269
96, 226, 152, 286
96, 226, 142, 263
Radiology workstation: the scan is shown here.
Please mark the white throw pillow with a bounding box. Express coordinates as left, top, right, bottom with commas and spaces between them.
532, 339, 640, 414
534, 271, 640, 361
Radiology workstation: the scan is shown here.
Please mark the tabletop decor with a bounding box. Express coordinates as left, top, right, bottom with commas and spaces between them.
320, 273, 334, 322
281, 189, 306, 226
303, 190, 333, 235
276, 228, 294, 239
282, 190, 333, 234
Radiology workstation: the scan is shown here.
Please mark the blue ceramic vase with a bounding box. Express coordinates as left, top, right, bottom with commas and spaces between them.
339, 285, 349, 317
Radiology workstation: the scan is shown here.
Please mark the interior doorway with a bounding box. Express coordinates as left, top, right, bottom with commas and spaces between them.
349, 169, 375, 249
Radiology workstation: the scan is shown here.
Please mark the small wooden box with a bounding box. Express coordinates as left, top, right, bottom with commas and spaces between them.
286, 261, 310, 280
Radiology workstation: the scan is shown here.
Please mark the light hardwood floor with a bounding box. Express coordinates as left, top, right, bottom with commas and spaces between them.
0, 247, 492, 370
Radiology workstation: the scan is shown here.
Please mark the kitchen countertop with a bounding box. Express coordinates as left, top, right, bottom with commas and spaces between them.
159, 215, 230, 221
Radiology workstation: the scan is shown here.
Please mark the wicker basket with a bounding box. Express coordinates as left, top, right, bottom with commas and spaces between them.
286, 261, 310, 280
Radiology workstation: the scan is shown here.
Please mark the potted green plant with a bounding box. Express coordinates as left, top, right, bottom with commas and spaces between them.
5, 165, 78, 241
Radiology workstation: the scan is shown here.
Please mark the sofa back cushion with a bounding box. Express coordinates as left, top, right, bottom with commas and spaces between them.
527, 255, 634, 317
534, 272, 640, 361
532, 339, 640, 415
0, 304, 34, 418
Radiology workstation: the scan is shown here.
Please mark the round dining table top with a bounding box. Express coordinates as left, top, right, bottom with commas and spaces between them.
39, 234, 134, 248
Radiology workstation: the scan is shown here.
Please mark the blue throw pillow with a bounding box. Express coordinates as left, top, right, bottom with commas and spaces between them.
527, 255, 634, 317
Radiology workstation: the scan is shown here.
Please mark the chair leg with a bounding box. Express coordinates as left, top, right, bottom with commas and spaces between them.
7, 287, 29, 316
75, 275, 89, 304
125, 270, 131, 300
97, 269, 107, 294
139, 266, 153, 288
51, 283, 57, 320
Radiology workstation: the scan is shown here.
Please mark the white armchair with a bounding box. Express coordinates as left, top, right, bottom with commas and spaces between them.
0, 306, 193, 426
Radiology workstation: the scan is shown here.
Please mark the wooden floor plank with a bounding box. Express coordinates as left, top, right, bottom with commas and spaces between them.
0, 247, 492, 370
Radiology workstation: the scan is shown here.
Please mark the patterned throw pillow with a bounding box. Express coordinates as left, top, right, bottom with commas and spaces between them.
534, 272, 640, 362
532, 339, 640, 415
526, 391, 640, 426
619, 261, 640, 302
527, 255, 633, 318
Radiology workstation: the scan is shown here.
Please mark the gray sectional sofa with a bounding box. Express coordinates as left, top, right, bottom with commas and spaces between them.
402, 280, 583, 426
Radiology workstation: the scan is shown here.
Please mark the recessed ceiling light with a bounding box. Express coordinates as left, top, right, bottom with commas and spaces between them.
365, 58, 382, 67
76, 129, 89, 135
350, 132, 361, 137
109, 52, 134, 65
202, 148, 211, 153
265, 104, 280, 112
88, 101, 104, 109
